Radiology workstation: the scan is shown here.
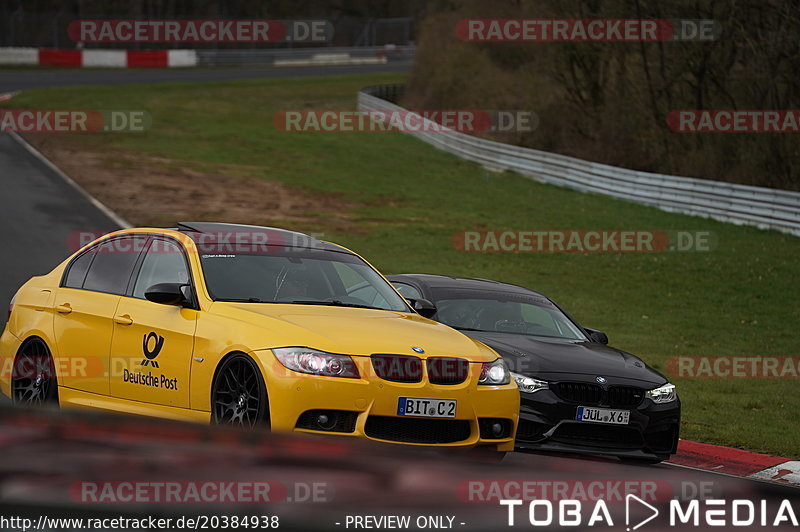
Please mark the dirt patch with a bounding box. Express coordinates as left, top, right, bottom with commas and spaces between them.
22, 134, 362, 233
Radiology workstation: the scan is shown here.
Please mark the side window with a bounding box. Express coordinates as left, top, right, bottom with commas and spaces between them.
83, 236, 146, 295
393, 282, 422, 300
63, 250, 95, 289
133, 239, 191, 299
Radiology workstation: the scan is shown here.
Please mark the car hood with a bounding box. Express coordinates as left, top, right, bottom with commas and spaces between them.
462, 331, 666, 387
211, 303, 497, 362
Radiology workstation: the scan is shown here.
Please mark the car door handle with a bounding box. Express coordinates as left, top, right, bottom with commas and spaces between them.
113, 314, 134, 326
55, 303, 72, 314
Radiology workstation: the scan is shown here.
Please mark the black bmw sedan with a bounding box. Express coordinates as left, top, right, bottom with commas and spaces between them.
388, 274, 680, 463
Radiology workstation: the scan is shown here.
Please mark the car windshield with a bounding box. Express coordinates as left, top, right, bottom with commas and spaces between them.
197, 248, 410, 312
432, 289, 587, 340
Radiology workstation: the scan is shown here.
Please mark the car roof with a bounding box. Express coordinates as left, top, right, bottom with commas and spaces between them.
174, 222, 346, 252
389, 273, 549, 299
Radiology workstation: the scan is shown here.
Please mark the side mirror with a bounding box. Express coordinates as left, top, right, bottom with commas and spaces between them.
584, 327, 609, 345
408, 298, 437, 319
145, 283, 189, 307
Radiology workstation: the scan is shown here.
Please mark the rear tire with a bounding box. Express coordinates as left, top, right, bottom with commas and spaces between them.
211, 354, 270, 429
12, 338, 58, 407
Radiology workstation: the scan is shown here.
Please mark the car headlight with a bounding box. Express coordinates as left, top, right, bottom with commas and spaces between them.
273, 347, 359, 378
511, 372, 549, 394
646, 383, 677, 404
479, 358, 510, 385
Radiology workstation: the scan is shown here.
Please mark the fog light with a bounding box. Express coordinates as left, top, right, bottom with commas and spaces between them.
491, 422, 504, 437
316, 413, 335, 430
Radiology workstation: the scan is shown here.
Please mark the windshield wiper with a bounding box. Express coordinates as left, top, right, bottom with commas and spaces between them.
288, 299, 385, 311
452, 326, 486, 332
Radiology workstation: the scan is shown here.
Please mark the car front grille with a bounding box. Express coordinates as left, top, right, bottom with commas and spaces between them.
426, 357, 469, 385
364, 416, 471, 444
607, 386, 645, 407
552, 382, 644, 408
371, 354, 422, 383
551, 423, 643, 449
553, 382, 603, 404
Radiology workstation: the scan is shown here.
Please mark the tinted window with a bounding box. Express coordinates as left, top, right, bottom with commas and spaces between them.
64, 251, 95, 289
133, 239, 191, 299
83, 236, 146, 295
198, 249, 410, 312
393, 282, 422, 300
431, 289, 587, 340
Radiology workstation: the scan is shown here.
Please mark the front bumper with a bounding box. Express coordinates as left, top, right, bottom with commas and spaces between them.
256, 351, 519, 452
514, 389, 680, 460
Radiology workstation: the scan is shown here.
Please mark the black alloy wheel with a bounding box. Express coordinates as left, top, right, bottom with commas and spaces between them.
211, 354, 269, 428
12, 338, 58, 406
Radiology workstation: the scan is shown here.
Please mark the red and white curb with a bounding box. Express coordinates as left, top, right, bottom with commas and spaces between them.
669, 440, 798, 486
0, 47, 196, 68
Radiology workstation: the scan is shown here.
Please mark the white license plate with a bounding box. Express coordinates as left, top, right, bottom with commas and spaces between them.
397, 397, 456, 418
575, 406, 630, 425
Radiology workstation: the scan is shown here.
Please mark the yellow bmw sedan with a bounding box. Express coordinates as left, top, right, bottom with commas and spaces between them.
0, 222, 518, 451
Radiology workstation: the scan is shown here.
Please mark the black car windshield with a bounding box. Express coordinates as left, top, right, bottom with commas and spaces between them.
432, 289, 587, 340
198, 248, 410, 312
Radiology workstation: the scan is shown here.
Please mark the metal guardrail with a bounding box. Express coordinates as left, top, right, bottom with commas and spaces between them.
197, 46, 414, 66
358, 85, 800, 237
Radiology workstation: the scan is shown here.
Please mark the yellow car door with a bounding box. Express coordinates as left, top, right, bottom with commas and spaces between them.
54, 235, 146, 396
109, 237, 197, 408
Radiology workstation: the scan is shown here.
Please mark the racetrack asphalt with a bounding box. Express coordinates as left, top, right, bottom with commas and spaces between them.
0, 133, 121, 331
0, 62, 412, 93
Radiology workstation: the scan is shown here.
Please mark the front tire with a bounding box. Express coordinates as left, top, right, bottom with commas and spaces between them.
12, 338, 58, 407
211, 354, 270, 429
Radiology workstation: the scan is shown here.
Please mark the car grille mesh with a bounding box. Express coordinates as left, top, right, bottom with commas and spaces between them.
426, 357, 469, 385
365, 416, 471, 444
371, 354, 422, 383
552, 382, 644, 408
553, 382, 603, 404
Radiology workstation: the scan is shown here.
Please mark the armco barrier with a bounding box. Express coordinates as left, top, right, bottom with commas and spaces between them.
0, 45, 413, 68
358, 85, 800, 237
0, 47, 197, 67
196, 45, 413, 66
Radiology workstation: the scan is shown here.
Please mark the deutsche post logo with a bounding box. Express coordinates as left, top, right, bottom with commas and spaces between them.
141, 332, 164, 368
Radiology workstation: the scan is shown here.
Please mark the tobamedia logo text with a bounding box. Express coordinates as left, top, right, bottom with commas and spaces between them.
122, 332, 179, 390
500, 496, 799, 529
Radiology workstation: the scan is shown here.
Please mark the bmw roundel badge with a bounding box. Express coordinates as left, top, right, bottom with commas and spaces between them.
411, 346, 425, 354
596, 376, 607, 384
